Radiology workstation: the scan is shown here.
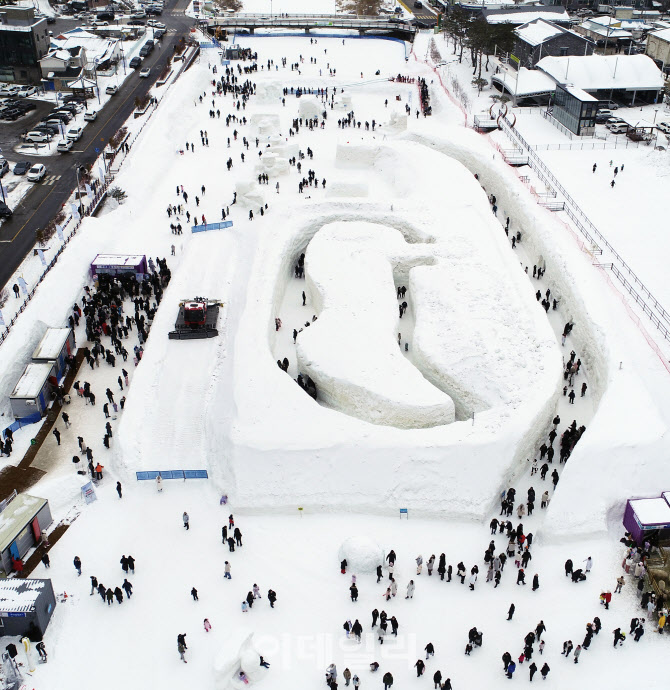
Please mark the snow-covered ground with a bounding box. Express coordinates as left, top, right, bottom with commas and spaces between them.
1, 19, 670, 690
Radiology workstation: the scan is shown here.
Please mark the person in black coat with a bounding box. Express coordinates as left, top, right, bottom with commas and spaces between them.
372, 609, 379, 627
246, 591, 254, 608
376, 564, 383, 583
234, 527, 243, 546
507, 603, 515, 620
114, 587, 124, 604
502, 651, 512, 671
565, 559, 573, 576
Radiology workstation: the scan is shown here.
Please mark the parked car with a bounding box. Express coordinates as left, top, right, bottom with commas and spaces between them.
27, 164, 47, 181
13, 161, 31, 175
16, 101, 36, 112
49, 111, 72, 123
83, 110, 98, 121
154, 27, 166, 38
106, 84, 119, 95
127, 18, 145, 25
139, 67, 151, 78
57, 139, 74, 152
129, 56, 143, 68
0, 201, 12, 218
132, 10, 146, 18
33, 123, 60, 135
0, 158, 8, 177
602, 100, 619, 110
657, 121, 670, 135
25, 131, 51, 143
17, 86, 38, 97
609, 122, 628, 134
0, 85, 21, 96
606, 117, 626, 129
67, 126, 83, 141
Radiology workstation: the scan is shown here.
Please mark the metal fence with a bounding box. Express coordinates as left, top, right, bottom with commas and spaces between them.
498, 116, 670, 340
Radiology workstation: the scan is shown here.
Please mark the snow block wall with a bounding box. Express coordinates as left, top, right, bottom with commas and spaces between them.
227, 139, 562, 519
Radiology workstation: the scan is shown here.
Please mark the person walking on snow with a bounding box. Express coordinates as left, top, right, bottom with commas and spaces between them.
73, 556, 82, 576
406, 580, 415, 599
183, 512, 190, 530
584, 556, 593, 573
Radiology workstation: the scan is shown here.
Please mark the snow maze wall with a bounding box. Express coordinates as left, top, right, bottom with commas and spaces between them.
222, 139, 581, 519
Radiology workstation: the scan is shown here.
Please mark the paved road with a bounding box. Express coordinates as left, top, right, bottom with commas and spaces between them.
397, 0, 438, 28
0, 0, 194, 290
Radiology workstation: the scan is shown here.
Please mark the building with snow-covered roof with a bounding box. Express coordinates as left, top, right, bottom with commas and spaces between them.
31, 327, 75, 380
512, 19, 595, 69
552, 83, 602, 135
39, 44, 86, 80
624, 494, 670, 545
0, 492, 53, 575
0, 579, 56, 636
9, 362, 56, 419
483, 5, 572, 26
646, 27, 670, 69
51, 28, 122, 72
536, 53, 664, 104
575, 16, 634, 50
491, 66, 557, 105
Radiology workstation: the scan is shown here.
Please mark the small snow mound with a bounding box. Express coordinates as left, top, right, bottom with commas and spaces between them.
298, 96, 322, 120
387, 112, 407, 132
214, 633, 268, 690
338, 536, 384, 573
250, 113, 280, 136
235, 180, 264, 208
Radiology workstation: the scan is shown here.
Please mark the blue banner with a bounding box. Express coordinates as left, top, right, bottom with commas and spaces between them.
136, 470, 208, 480
192, 221, 233, 234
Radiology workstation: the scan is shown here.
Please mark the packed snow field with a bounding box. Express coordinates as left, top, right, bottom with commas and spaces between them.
0, 20, 670, 690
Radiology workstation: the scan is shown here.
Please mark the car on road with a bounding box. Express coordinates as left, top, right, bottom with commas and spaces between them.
132, 10, 146, 18
154, 27, 166, 38
106, 85, 119, 95
25, 131, 52, 143
128, 18, 145, 25
13, 161, 31, 175
67, 126, 83, 141
0, 201, 12, 218
0, 158, 8, 177
83, 110, 98, 121
147, 19, 165, 27
414, 1, 423, 7
139, 67, 151, 78
46, 15, 56, 23
129, 56, 143, 68
57, 139, 74, 152
17, 86, 38, 97
27, 164, 47, 182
